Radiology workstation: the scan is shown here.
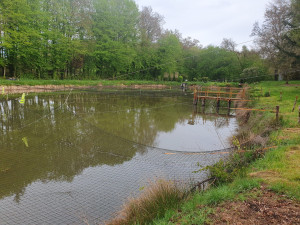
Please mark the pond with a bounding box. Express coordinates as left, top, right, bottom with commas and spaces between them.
0, 89, 238, 224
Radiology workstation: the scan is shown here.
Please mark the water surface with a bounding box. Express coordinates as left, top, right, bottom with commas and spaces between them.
0, 89, 237, 224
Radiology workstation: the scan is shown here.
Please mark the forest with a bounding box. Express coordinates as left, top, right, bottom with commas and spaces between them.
0, 0, 299, 82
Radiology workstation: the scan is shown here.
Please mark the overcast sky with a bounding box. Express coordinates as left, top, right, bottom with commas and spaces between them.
134, 0, 271, 49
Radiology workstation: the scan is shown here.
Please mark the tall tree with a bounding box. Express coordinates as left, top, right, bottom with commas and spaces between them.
92, 0, 139, 78
252, 0, 300, 82
138, 6, 164, 44
157, 31, 183, 79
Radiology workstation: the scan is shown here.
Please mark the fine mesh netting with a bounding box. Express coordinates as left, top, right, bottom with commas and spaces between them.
0, 89, 235, 224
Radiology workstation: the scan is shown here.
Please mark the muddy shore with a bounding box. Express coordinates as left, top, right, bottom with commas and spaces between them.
0, 84, 171, 94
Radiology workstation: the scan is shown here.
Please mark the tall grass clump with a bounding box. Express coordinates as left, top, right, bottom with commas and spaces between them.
107, 180, 185, 225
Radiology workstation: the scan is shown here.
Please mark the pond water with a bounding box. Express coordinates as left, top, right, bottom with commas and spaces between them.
0, 89, 238, 224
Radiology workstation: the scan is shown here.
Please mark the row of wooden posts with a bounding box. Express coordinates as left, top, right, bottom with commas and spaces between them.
193, 87, 300, 124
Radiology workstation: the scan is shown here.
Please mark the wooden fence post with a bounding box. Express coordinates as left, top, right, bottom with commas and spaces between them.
298, 106, 300, 124
193, 89, 197, 105
276, 106, 280, 122
202, 98, 206, 107
292, 96, 298, 112
216, 99, 220, 108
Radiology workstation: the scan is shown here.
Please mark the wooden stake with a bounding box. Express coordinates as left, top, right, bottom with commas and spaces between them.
298, 106, 300, 124
202, 98, 206, 107
292, 96, 298, 112
216, 99, 220, 109
276, 105, 279, 122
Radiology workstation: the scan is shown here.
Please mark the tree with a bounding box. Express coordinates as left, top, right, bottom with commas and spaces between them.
196, 46, 241, 82
92, 0, 139, 78
138, 6, 164, 44
157, 31, 183, 79
220, 38, 237, 52
251, 0, 300, 82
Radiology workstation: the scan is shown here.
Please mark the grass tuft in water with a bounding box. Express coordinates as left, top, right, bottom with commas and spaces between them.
106, 180, 185, 225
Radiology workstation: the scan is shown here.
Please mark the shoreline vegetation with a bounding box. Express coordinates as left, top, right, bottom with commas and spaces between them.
103, 81, 300, 225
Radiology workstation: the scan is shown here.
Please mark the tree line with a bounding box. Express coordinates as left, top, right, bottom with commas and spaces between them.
0, 0, 298, 81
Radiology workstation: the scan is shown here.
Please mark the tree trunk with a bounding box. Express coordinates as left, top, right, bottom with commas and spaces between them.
285, 73, 289, 84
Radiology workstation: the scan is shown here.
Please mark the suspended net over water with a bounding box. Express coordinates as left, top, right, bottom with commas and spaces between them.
0, 89, 236, 224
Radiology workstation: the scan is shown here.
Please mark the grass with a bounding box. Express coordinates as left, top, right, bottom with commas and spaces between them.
251, 81, 300, 125
249, 145, 300, 200
152, 178, 261, 225
106, 180, 185, 225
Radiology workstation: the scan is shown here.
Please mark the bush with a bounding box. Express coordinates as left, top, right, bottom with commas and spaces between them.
201, 77, 209, 83
178, 75, 183, 83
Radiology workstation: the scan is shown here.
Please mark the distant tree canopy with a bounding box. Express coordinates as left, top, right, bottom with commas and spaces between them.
0, 0, 272, 82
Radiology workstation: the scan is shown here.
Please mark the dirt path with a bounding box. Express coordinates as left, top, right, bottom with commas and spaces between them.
209, 185, 300, 225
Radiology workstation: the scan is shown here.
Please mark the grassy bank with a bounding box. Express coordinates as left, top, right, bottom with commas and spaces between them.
0, 78, 238, 87
106, 81, 300, 225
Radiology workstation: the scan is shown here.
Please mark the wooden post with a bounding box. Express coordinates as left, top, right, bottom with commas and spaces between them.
202, 98, 206, 107
276, 106, 279, 122
193, 89, 197, 105
216, 99, 220, 114
280, 92, 282, 101
299, 106, 300, 124
292, 96, 298, 112
216, 99, 220, 108
228, 100, 231, 115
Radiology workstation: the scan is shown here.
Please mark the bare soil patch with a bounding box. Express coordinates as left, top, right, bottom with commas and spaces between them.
209, 186, 300, 225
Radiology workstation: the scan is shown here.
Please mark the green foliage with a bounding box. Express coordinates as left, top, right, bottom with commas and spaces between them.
178, 75, 183, 83
0, 0, 270, 82
195, 150, 259, 186
200, 77, 209, 83
240, 67, 268, 83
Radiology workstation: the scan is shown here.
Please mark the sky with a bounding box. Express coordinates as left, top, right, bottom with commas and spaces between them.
134, 0, 271, 49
